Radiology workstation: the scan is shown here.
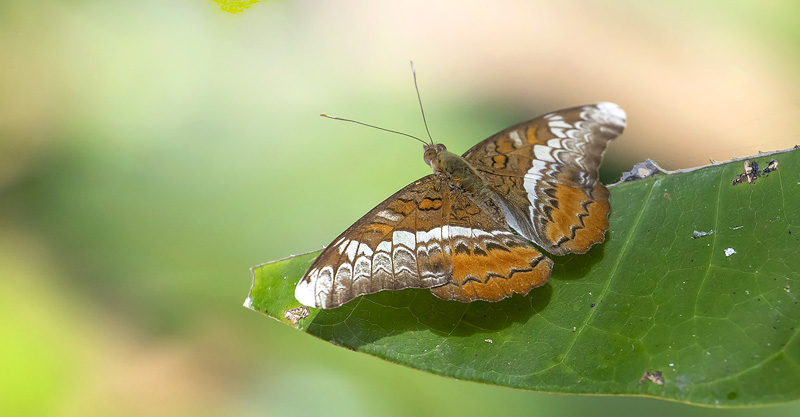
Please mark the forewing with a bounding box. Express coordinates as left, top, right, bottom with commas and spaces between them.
462, 102, 626, 256
295, 175, 454, 309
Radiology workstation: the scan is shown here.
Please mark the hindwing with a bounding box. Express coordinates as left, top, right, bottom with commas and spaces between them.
462, 102, 626, 255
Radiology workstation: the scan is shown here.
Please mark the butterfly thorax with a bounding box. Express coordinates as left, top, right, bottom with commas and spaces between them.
424, 143, 495, 205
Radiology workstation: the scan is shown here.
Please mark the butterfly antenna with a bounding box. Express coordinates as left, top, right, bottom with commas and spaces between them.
410, 61, 434, 145
320, 114, 429, 146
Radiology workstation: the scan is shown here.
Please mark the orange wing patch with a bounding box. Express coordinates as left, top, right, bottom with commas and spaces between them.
363, 222, 394, 236
492, 154, 508, 169
493, 134, 520, 154
391, 199, 417, 216
544, 182, 610, 254
418, 197, 443, 210
430, 244, 552, 302
526, 124, 541, 145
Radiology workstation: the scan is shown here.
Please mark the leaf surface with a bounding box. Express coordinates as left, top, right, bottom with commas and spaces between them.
246, 148, 800, 407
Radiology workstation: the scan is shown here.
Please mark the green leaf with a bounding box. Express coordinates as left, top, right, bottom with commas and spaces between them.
245, 148, 800, 407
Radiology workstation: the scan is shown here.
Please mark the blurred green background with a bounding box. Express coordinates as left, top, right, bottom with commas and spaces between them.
1, 0, 799, 416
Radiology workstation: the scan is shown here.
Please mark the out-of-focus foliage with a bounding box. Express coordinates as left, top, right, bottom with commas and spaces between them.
213, 0, 261, 14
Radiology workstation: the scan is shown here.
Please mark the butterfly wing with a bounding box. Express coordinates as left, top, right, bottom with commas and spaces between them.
296, 175, 451, 309
429, 178, 552, 303
295, 174, 552, 309
462, 102, 626, 256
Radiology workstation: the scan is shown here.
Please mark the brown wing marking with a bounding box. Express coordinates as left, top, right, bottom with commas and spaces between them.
428, 186, 553, 302
430, 238, 551, 302
543, 181, 610, 254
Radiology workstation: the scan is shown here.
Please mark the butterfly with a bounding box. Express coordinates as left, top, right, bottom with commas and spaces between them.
295, 102, 626, 309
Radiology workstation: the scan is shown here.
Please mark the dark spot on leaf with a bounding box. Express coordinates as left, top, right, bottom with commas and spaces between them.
284, 306, 310, 325
727, 392, 738, 400
763, 159, 778, 174
590, 303, 596, 308
640, 370, 665, 385
732, 160, 759, 185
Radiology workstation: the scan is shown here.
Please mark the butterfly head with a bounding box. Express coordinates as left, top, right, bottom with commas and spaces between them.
423, 143, 448, 172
